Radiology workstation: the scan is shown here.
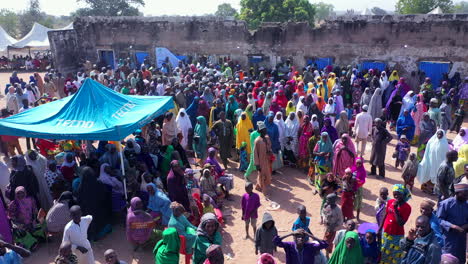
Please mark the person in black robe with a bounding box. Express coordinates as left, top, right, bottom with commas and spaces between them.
76, 166, 112, 241
8, 155, 38, 203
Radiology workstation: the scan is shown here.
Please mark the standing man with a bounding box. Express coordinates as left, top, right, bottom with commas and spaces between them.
369, 118, 393, 178
353, 105, 373, 157
435, 150, 458, 202
211, 111, 233, 169
437, 183, 468, 264
254, 121, 273, 197
62, 205, 95, 264
400, 215, 442, 264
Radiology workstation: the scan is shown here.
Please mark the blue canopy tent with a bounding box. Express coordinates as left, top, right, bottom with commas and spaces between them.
0, 78, 174, 140
0, 78, 174, 199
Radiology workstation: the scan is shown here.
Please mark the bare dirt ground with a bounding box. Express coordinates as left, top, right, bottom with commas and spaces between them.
0, 72, 464, 264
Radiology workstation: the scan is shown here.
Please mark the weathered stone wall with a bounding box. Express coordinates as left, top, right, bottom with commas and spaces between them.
49, 15, 468, 77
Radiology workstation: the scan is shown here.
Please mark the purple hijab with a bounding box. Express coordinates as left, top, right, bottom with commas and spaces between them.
320, 117, 339, 143
166, 160, 190, 211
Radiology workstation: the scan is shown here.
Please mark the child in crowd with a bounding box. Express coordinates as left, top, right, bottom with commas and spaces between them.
320, 173, 340, 223
360, 230, 379, 264
333, 220, 356, 252
341, 168, 356, 221
202, 194, 215, 214
321, 193, 344, 258
185, 168, 199, 195
292, 205, 312, 241
255, 212, 278, 255
374, 187, 389, 227
401, 153, 419, 191
242, 182, 261, 239
238, 142, 248, 172
394, 135, 410, 168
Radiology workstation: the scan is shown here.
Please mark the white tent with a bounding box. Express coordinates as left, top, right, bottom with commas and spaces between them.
59, 22, 74, 30
361, 8, 375, 15
428, 7, 444, 14
0, 26, 16, 51
9, 22, 52, 49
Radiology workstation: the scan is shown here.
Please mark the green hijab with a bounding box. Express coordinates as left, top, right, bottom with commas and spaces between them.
153, 227, 180, 264
328, 231, 363, 264
160, 145, 175, 178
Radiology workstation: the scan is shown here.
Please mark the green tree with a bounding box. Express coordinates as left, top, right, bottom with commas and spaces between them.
313, 2, 334, 22
396, 0, 453, 14
215, 3, 238, 17
0, 9, 19, 38
239, 0, 315, 29
74, 0, 145, 16
18, 0, 44, 37
453, 1, 468, 13
371, 7, 388, 15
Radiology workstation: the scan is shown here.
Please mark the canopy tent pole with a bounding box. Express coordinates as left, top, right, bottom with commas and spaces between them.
119, 144, 128, 201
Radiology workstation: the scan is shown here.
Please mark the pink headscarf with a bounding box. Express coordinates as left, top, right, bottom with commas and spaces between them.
257, 253, 277, 264
352, 157, 367, 187
126, 197, 153, 244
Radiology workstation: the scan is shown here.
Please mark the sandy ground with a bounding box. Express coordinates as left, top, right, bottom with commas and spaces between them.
0, 72, 465, 264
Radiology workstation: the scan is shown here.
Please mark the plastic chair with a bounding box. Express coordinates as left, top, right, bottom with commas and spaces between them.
178, 235, 192, 264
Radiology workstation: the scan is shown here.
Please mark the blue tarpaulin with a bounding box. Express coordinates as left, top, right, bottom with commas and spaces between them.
0, 78, 174, 140
135, 52, 149, 66
359, 61, 386, 72
419, 61, 450, 87
307, 58, 333, 70
155, 47, 181, 68
99, 50, 115, 69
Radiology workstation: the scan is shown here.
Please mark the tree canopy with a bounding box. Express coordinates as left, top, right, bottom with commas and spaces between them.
215, 3, 238, 17
396, 0, 453, 14
453, 1, 468, 13
74, 0, 145, 16
313, 2, 334, 22
238, 0, 316, 29
0, 9, 19, 38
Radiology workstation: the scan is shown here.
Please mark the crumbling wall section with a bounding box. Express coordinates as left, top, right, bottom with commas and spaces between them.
49, 15, 468, 76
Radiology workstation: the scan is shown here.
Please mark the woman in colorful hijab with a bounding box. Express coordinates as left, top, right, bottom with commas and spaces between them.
332, 134, 356, 178
296, 96, 308, 115
225, 95, 239, 123
329, 231, 363, 264
193, 116, 208, 161
313, 132, 333, 189
273, 89, 288, 108
245, 104, 254, 122
168, 201, 197, 254
396, 109, 416, 141
167, 160, 190, 211
418, 112, 437, 147
257, 253, 276, 264
262, 92, 273, 114
321, 117, 339, 143
285, 101, 296, 117
296, 115, 313, 169
193, 213, 222, 264
452, 127, 468, 151
252, 108, 266, 130
269, 101, 281, 114
379, 184, 412, 264
352, 157, 366, 220
153, 227, 180, 264
323, 97, 336, 125
236, 112, 254, 154
411, 94, 427, 144
388, 70, 400, 82
202, 87, 215, 106
126, 197, 154, 246
175, 108, 192, 149
265, 112, 282, 170
397, 77, 411, 96
146, 183, 172, 226
454, 144, 468, 177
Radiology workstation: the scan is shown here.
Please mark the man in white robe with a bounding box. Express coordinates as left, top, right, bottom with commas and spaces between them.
353, 105, 373, 157
62, 206, 95, 264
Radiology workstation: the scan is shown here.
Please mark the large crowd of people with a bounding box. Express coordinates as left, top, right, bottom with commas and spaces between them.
0, 54, 52, 71
0, 57, 467, 264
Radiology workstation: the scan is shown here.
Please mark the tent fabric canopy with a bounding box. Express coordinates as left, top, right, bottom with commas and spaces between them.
0, 26, 16, 51
9, 22, 52, 49
0, 78, 174, 141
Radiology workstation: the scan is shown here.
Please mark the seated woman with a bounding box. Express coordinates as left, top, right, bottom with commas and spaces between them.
45, 191, 73, 233
192, 213, 222, 264
205, 148, 234, 198
153, 227, 180, 264
199, 169, 219, 202
126, 197, 155, 249
98, 163, 126, 213
168, 202, 197, 254
7, 186, 45, 250
146, 183, 172, 226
